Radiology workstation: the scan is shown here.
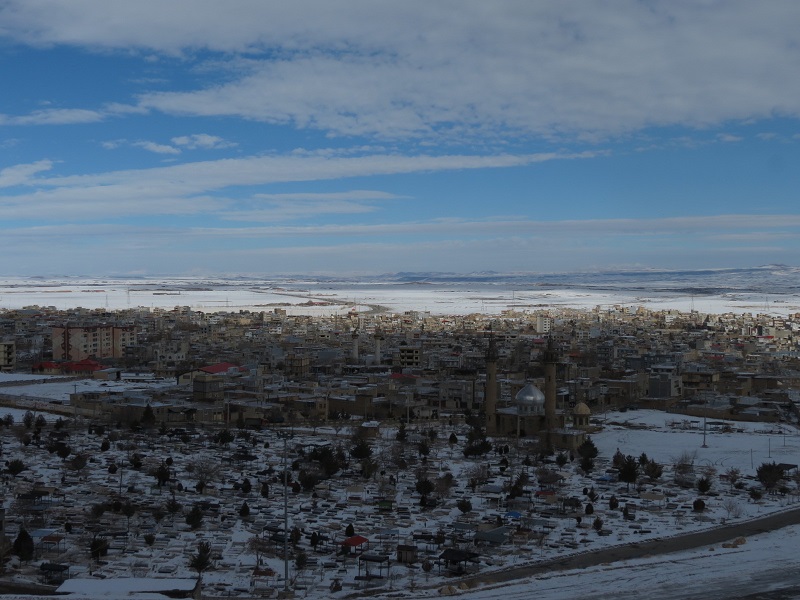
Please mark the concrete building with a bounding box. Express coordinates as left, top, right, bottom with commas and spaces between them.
52, 324, 137, 361
0, 338, 15, 371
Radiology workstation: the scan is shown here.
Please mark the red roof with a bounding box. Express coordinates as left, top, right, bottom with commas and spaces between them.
342, 535, 368, 547
390, 373, 418, 380
66, 359, 104, 372
33, 361, 60, 370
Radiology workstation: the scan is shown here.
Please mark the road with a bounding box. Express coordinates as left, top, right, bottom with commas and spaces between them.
423, 505, 800, 599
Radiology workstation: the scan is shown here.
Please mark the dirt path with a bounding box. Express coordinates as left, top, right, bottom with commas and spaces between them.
452, 504, 800, 590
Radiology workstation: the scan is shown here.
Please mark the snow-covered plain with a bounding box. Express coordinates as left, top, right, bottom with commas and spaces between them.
1, 276, 799, 316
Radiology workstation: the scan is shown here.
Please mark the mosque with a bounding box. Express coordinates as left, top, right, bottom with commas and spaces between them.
484, 337, 590, 450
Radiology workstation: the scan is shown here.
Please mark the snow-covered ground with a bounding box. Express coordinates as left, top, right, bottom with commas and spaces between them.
1, 399, 799, 599
1, 276, 799, 316
0, 377, 175, 404
435, 525, 800, 600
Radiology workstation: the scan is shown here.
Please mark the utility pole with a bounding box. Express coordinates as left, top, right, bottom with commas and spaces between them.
277, 429, 294, 597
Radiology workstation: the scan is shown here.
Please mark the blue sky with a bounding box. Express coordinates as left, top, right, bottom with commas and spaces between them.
1, 1, 800, 276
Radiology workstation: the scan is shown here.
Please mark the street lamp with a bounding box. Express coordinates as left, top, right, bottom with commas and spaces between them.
276, 429, 293, 595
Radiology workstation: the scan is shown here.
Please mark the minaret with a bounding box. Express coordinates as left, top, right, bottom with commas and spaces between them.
543, 337, 559, 440
485, 334, 499, 435
374, 328, 383, 365
351, 332, 359, 363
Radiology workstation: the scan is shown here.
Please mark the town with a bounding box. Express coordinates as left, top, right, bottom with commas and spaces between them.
1, 301, 799, 599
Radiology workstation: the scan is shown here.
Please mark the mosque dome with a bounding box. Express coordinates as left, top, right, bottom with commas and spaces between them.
573, 402, 591, 416
514, 383, 545, 412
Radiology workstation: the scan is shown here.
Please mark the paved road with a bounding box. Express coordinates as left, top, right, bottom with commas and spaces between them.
453, 504, 800, 589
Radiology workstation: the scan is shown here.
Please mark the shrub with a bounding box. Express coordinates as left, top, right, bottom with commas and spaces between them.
185, 505, 204, 530
90, 537, 109, 560
7, 459, 25, 476
457, 498, 472, 514
644, 459, 663, 481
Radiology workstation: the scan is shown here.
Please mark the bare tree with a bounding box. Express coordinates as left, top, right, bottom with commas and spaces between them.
187, 457, 221, 494
722, 498, 743, 519
725, 467, 741, 490
246, 535, 272, 565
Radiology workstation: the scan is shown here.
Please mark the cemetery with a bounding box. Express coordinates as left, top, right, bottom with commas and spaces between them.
1, 401, 798, 598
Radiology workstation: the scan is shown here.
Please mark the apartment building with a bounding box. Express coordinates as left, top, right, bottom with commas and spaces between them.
0, 338, 15, 371
52, 324, 137, 361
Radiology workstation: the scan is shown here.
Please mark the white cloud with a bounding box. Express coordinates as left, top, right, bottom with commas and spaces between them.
0, 108, 104, 125
718, 133, 743, 143
223, 190, 405, 222
4, 2, 800, 140
0, 149, 595, 220
0, 150, 569, 220
0, 160, 53, 188
9, 213, 793, 242
252, 190, 402, 202
133, 141, 181, 155
174, 214, 800, 240
4, 213, 798, 275
171, 134, 237, 149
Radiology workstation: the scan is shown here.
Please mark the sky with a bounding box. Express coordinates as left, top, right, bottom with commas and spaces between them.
1, 1, 800, 277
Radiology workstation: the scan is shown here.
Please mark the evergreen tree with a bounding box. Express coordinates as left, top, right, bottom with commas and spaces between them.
141, 404, 156, 427
618, 455, 639, 491
350, 438, 372, 460
577, 438, 598, 460
89, 537, 109, 561
644, 459, 663, 480
295, 550, 308, 572
189, 541, 213, 577
185, 505, 204, 530
756, 462, 784, 492
12, 528, 34, 562
579, 456, 594, 473
154, 462, 171, 487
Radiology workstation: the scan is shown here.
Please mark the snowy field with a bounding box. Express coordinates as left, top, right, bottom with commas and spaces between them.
1, 276, 799, 316
0, 377, 175, 404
